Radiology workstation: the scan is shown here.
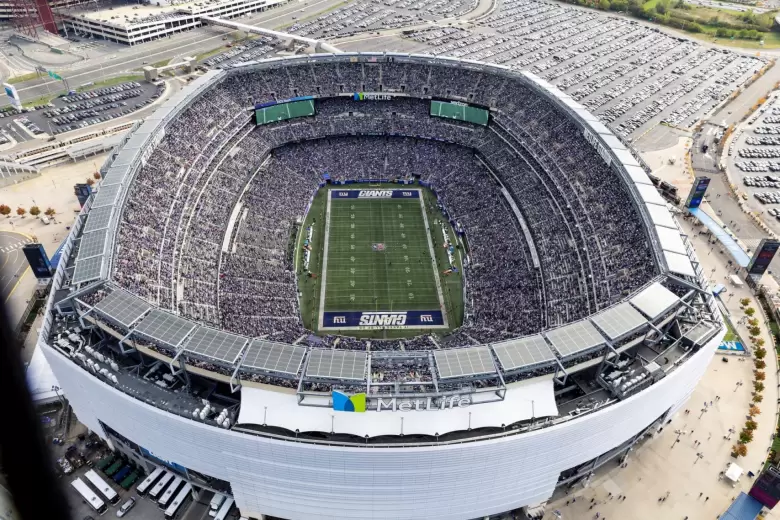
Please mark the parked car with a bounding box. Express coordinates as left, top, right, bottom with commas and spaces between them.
116, 497, 135, 517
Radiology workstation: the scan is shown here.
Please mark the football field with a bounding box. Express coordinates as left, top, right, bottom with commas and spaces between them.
318, 189, 448, 330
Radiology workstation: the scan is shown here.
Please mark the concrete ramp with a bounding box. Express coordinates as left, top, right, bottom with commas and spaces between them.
199, 16, 342, 53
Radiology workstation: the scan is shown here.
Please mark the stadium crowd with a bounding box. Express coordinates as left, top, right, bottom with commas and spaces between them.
107, 60, 658, 384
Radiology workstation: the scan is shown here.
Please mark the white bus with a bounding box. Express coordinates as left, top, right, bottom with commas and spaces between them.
71, 477, 107, 515
213, 497, 234, 520
136, 466, 165, 496
164, 483, 192, 520
148, 470, 174, 500
84, 469, 120, 505
157, 475, 183, 509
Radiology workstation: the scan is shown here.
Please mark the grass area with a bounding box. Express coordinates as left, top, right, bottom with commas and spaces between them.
297, 184, 463, 339
573, 0, 780, 49
77, 74, 144, 92
21, 94, 57, 108
7, 72, 43, 84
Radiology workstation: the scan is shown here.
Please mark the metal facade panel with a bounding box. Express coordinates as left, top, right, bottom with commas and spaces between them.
42, 329, 722, 520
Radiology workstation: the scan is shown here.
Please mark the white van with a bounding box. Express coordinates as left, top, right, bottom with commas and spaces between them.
209, 493, 226, 517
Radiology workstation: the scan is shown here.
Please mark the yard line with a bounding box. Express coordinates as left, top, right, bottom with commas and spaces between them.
317, 190, 333, 330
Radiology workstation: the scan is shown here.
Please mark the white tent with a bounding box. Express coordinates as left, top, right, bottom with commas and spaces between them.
725, 462, 743, 484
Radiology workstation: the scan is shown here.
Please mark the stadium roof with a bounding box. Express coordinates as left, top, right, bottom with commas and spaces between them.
630, 283, 680, 319
306, 350, 366, 380
545, 321, 606, 358
93, 289, 151, 328
78, 229, 109, 260
434, 347, 496, 379
491, 336, 556, 371
242, 339, 306, 375
590, 302, 647, 341
72, 255, 104, 285
134, 309, 197, 348
182, 326, 248, 364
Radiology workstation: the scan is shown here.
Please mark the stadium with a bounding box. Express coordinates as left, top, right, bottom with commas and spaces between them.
39, 52, 724, 520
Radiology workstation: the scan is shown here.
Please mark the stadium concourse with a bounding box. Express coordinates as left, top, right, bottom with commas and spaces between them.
38, 54, 723, 520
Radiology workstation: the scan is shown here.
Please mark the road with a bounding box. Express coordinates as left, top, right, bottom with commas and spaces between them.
0, 230, 32, 302
0, 0, 346, 106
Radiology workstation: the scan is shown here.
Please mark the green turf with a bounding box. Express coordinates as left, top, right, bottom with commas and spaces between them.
321, 191, 442, 315
297, 184, 463, 339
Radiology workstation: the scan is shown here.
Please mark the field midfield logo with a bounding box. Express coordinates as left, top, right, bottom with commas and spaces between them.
359, 312, 407, 326
358, 190, 393, 198
372, 243, 386, 252
332, 391, 366, 412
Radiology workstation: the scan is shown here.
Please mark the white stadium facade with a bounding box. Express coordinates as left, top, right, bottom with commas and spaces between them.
39, 53, 724, 520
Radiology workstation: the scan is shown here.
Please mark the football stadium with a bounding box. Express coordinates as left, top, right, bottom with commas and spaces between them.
39, 53, 724, 520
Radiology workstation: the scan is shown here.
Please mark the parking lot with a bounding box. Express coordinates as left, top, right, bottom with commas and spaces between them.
0, 80, 162, 145
203, 37, 277, 68
285, 0, 767, 141
725, 93, 780, 232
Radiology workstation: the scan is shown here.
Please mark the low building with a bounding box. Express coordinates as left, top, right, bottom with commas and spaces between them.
60, 0, 288, 45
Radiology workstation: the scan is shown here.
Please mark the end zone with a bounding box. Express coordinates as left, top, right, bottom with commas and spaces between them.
323, 310, 447, 330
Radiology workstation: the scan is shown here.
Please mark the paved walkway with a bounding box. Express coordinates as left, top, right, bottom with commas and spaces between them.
543, 211, 779, 519
541, 145, 780, 519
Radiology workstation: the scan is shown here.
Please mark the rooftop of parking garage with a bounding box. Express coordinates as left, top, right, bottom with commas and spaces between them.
65, 4, 191, 27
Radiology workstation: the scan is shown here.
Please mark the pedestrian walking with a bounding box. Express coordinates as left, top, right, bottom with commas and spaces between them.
705, 497, 709, 502
699, 492, 703, 499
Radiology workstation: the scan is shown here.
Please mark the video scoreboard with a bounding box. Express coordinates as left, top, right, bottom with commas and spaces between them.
430, 100, 489, 126
255, 97, 315, 125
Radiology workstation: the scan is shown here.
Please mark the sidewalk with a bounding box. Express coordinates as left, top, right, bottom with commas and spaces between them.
543, 213, 780, 520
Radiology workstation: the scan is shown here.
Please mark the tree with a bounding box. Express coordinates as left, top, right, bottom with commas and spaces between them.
755, 347, 767, 360
16, 207, 26, 218
598, 0, 610, 9
755, 359, 766, 370
93, 171, 101, 180
29, 206, 40, 217
749, 326, 761, 337
610, 0, 627, 10
756, 338, 766, 348
0, 204, 10, 216
754, 381, 765, 393
745, 419, 758, 431
687, 22, 703, 33
740, 29, 750, 39
749, 318, 760, 327
741, 298, 751, 307
733, 444, 748, 457
746, 307, 756, 317
755, 371, 766, 381
740, 429, 754, 444
749, 405, 761, 417
44, 207, 56, 218
753, 393, 764, 403
655, 0, 668, 14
